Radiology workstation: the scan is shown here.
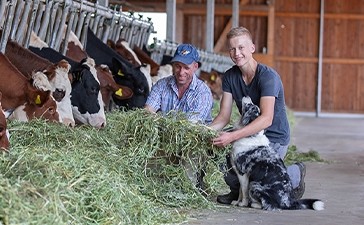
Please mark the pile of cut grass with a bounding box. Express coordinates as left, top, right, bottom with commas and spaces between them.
0, 109, 228, 225
0, 106, 324, 224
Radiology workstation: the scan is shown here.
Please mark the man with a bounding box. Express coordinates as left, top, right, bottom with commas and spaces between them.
145, 43, 213, 125
145, 43, 213, 191
209, 27, 306, 204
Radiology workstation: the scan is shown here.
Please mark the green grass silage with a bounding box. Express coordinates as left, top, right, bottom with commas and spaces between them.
0, 107, 324, 225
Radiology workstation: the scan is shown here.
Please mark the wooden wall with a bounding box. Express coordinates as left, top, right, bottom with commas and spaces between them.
275, 0, 364, 115
118, 0, 364, 116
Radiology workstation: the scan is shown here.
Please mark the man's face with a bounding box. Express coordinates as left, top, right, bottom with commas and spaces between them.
172, 61, 198, 86
228, 34, 255, 67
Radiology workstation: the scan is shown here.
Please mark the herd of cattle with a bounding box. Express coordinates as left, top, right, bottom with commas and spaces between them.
0, 26, 224, 152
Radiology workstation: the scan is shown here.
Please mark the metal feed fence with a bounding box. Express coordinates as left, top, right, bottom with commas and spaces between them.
0, 0, 233, 73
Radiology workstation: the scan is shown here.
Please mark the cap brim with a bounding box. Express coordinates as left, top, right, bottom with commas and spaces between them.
171, 55, 195, 65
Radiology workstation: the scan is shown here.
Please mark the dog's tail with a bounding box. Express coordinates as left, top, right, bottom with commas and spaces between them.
287, 199, 325, 210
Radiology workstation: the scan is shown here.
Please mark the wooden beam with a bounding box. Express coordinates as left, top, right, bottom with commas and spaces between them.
116, 2, 269, 15
267, 0, 275, 55
213, 0, 251, 53
276, 56, 364, 65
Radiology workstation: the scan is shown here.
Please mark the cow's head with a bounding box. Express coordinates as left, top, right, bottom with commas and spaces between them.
111, 57, 150, 109
199, 70, 223, 100
9, 81, 60, 122
70, 57, 106, 128
43, 59, 75, 127
96, 64, 133, 111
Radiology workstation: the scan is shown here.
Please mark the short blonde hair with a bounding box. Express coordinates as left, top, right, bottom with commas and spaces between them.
227, 27, 253, 41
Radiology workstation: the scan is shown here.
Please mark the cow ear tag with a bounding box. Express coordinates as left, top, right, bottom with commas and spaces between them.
117, 70, 124, 76
210, 74, 216, 81
35, 95, 42, 105
115, 88, 123, 96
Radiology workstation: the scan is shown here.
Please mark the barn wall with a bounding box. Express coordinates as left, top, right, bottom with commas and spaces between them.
118, 0, 364, 115
275, 0, 364, 115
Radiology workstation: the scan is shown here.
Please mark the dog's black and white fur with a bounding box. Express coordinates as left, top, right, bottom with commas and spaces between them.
230, 97, 324, 211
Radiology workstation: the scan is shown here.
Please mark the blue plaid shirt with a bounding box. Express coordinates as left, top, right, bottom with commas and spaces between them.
146, 74, 213, 124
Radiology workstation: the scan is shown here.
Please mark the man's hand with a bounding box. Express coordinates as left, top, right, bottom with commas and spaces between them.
212, 132, 235, 147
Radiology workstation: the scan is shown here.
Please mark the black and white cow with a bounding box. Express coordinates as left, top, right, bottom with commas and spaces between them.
85, 28, 150, 109
28, 46, 106, 128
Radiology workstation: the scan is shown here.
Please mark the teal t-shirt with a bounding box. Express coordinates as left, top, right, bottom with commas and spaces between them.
222, 63, 290, 145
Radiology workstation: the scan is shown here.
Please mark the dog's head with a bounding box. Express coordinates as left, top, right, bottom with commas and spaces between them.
238, 96, 260, 127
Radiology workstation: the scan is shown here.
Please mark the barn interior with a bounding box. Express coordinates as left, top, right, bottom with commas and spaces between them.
1, 0, 364, 117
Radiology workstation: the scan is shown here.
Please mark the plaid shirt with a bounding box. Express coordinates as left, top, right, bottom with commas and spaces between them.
146, 74, 213, 124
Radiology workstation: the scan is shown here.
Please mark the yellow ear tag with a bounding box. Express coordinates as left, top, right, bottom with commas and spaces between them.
210, 74, 216, 81
35, 95, 42, 105
118, 70, 124, 76
115, 88, 123, 96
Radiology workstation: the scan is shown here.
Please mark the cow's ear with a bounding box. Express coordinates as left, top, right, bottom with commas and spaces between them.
26, 83, 49, 107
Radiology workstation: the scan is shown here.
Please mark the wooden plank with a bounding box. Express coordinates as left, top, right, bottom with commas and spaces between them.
276, 12, 364, 20
213, 0, 251, 53
267, 0, 275, 55
118, 2, 269, 15
276, 56, 364, 65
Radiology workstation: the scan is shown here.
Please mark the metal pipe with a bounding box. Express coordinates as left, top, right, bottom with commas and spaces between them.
24, 0, 40, 48
316, 0, 324, 117
0, 0, 17, 53
15, 0, 32, 44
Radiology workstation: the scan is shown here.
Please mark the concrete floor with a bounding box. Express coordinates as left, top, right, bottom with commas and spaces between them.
185, 117, 364, 225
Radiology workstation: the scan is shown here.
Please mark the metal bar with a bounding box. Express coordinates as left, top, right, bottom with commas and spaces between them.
166, 0, 176, 42
316, 0, 324, 117
33, 0, 44, 34
0, 0, 7, 27
48, 2, 62, 48
53, 0, 71, 51
15, 0, 32, 44
0, 0, 17, 53
38, 0, 54, 40
10, 0, 25, 40
205, 0, 214, 52
24, 0, 40, 48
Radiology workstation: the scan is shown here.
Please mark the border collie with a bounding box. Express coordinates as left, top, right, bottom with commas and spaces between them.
230, 97, 324, 211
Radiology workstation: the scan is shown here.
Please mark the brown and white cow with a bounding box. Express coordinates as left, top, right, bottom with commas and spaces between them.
65, 32, 133, 111
5, 40, 75, 126
0, 92, 10, 151
199, 70, 223, 100
0, 53, 59, 122
106, 37, 153, 92
86, 28, 150, 109
29, 32, 106, 128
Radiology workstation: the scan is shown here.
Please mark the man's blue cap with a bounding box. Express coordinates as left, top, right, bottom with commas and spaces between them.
171, 44, 200, 65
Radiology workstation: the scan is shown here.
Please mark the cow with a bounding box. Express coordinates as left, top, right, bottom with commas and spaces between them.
28, 38, 106, 128
0, 92, 10, 151
5, 40, 75, 127
107, 39, 142, 66
85, 28, 150, 110
199, 69, 223, 100
0, 53, 59, 122
133, 45, 160, 77
64, 32, 134, 111
107, 39, 153, 92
